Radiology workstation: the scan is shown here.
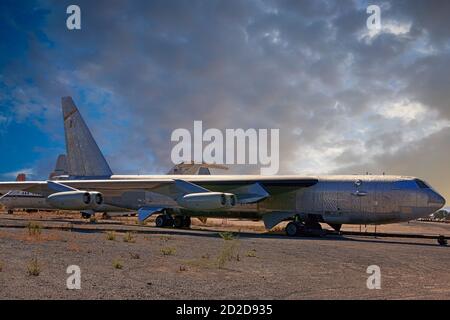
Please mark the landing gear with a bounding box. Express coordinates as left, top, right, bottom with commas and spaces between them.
285, 222, 304, 236
183, 216, 191, 228
285, 220, 325, 237
156, 214, 191, 229
7, 209, 13, 215
173, 216, 191, 229
155, 214, 174, 228
81, 211, 92, 219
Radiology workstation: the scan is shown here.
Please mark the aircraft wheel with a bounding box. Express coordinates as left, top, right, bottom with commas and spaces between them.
173, 216, 184, 228
183, 216, 191, 228
155, 215, 167, 228
7, 210, 13, 215
81, 212, 91, 219
286, 222, 301, 237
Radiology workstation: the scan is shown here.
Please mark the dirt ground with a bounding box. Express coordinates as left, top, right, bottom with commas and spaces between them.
0, 211, 449, 299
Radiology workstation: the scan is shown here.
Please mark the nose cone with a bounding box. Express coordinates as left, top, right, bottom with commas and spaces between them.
428, 190, 446, 210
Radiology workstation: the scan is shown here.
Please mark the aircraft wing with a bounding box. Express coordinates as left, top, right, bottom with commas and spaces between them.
0, 177, 318, 200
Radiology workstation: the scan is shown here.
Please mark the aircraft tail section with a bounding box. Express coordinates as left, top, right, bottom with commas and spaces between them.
49, 154, 69, 179
62, 97, 113, 177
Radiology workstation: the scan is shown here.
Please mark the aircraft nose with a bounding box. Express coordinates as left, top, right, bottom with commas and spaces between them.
428, 190, 446, 209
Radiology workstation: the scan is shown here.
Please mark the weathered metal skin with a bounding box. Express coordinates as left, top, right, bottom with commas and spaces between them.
100, 175, 445, 226
0, 175, 444, 228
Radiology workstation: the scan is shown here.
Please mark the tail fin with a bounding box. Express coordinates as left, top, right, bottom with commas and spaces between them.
16, 173, 26, 181
62, 97, 113, 177
49, 154, 68, 179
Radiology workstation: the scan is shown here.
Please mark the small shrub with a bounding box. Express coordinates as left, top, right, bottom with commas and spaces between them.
219, 231, 235, 241
27, 222, 42, 237
113, 260, 123, 269
160, 235, 171, 242
246, 249, 257, 258
179, 265, 187, 272
27, 258, 41, 276
123, 232, 136, 243
0, 261, 3, 272
106, 231, 116, 241
161, 247, 176, 256
89, 216, 97, 223
217, 240, 240, 269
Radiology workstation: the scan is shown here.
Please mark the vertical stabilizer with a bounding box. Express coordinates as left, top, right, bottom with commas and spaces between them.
62, 97, 113, 177
49, 154, 68, 179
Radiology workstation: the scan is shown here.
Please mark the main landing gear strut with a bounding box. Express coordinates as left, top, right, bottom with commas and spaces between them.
285, 220, 328, 237
155, 214, 191, 229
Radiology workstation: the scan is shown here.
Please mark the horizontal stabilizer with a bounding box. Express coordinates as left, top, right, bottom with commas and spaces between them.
138, 207, 165, 222
262, 211, 295, 230
231, 183, 270, 204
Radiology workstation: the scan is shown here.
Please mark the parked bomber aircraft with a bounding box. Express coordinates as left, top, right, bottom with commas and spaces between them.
0, 97, 446, 236
0, 97, 228, 219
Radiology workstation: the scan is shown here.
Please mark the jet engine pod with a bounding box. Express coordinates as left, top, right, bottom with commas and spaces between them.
89, 191, 103, 206
178, 192, 237, 211
47, 191, 103, 210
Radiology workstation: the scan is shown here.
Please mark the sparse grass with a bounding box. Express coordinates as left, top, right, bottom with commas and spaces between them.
216, 239, 240, 269
161, 247, 176, 256
113, 260, 123, 269
27, 258, 41, 276
27, 222, 42, 237
160, 235, 171, 242
106, 231, 116, 241
123, 232, 136, 243
246, 249, 257, 258
219, 231, 236, 241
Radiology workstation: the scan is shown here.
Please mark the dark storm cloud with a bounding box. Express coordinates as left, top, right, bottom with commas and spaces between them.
1, 0, 450, 198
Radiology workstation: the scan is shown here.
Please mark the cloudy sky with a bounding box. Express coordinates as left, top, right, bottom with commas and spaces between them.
0, 0, 450, 199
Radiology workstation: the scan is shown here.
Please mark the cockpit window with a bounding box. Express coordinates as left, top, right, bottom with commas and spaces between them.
414, 179, 430, 189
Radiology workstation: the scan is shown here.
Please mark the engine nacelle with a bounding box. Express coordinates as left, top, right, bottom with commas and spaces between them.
177, 192, 237, 211
47, 191, 103, 210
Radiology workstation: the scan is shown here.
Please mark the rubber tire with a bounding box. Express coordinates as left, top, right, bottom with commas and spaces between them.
183, 216, 191, 228
155, 215, 166, 228
173, 216, 184, 228
81, 212, 91, 219
285, 222, 299, 237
